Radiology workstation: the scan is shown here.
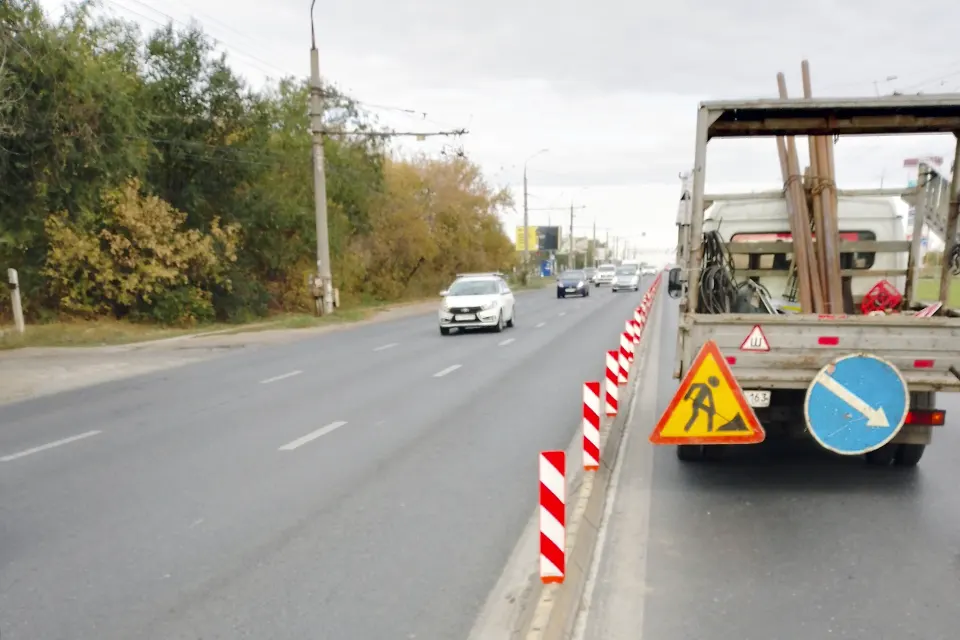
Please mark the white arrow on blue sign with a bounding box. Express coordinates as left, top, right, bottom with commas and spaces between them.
803, 353, 909, 455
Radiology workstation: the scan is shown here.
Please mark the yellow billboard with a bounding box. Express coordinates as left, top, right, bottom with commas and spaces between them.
515, 226, 538, 251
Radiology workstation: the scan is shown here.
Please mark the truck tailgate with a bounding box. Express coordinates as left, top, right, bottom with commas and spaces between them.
682, 313, 960, 391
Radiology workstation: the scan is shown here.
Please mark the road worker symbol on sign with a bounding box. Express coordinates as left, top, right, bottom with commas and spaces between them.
683, 375, 720, 432
649, 340, 765, 445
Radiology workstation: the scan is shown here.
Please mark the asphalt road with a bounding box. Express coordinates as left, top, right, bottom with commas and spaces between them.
582, 297, 960, 640
0, 282, 648, 640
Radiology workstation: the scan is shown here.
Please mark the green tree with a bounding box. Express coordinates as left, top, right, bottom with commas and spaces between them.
0, 1, 517, 327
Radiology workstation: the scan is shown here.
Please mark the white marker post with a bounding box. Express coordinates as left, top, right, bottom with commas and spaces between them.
7, 268, 25, 334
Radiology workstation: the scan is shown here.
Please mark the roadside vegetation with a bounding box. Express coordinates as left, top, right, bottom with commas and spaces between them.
0, 0, 516, 344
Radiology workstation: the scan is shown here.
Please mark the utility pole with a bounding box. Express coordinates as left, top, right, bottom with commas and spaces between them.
569, 201, 575, 269
309, 1, 333, 315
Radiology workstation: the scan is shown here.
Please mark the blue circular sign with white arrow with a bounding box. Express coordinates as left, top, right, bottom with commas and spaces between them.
804, 353, 909, 455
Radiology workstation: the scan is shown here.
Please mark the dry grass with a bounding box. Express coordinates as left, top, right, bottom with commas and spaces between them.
0, 300, 416, 350
0, 282, 553, 350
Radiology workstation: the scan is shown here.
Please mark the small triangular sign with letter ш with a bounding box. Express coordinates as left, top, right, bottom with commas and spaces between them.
739, 324, 770, 352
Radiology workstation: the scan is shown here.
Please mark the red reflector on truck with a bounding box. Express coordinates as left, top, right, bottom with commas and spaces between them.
726, 356, 736, 365
905, 410, 946, 426
913, 360, 935, 368
817, 336, 839, 346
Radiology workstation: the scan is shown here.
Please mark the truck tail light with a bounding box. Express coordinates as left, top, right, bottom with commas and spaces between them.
905, 409, 946, 426
913, 360, 935, 368
817, 336, 839, 346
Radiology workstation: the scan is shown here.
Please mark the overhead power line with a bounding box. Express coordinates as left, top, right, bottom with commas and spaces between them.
97, 0, 456, 125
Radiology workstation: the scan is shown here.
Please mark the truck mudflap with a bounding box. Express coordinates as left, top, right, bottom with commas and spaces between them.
682, 313, 960, 392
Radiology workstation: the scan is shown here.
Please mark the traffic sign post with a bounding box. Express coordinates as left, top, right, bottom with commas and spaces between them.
649, 340, 765, 445
804, 353, 909, 455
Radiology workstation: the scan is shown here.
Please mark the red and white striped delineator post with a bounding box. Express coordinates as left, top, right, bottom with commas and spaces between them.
618, 331, 631, 385
583, 382, 601, 471
539, 450, 566, 584
624, 320, 636, 362
631, 316, 642, 344
605, 350, 619, 417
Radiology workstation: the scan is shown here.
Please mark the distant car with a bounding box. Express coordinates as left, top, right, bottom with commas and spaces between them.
438, 273, 515, 335
583, 267, 597, 283
611, 265, 641, 292
556, 269, 589, 298
594, 264, 616, 286
641, 265, 657, 276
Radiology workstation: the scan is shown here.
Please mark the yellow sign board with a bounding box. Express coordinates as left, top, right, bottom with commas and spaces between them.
515, 226, 538, 251
649, 340, 764, 445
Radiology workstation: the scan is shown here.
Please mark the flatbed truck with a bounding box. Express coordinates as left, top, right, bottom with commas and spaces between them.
666, 95, 960, 466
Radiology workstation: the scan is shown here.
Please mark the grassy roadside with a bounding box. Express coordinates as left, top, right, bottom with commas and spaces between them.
0, 277, 554, 350
0, 297, 432, 350
914, 277, 960, 306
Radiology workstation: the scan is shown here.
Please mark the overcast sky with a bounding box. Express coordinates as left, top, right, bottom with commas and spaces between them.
41, 0, 960, 257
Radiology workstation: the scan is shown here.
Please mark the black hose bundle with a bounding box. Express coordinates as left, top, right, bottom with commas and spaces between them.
698, 231, 739, 314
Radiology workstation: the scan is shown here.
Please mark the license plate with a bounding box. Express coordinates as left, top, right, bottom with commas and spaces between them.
454, 314, 475, 321
744, 390, 771, 408
565, 287, 576, 292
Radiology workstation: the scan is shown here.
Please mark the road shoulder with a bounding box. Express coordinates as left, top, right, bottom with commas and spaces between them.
572, 293, 663, 640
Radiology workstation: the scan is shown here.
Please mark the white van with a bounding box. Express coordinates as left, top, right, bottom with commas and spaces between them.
704, 195, 906, 302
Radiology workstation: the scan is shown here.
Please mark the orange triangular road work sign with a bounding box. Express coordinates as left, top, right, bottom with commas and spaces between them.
649, 340, 765, 445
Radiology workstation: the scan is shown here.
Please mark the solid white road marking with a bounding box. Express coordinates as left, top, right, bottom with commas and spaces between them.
433, 364, 462, 378
1, 430, 102, 462
260, 370, 302, 385
498, 338, 515, 346
373, 342, 398, 351
535, 322, 546, 328
814, 370, 890, 427
278, 421, 348, 451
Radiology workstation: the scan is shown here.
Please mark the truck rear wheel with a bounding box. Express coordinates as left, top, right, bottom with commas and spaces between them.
676, 445, 725, 462
676, 445, 703, 462
895, 444, 925, 467
864, 444, 897, 466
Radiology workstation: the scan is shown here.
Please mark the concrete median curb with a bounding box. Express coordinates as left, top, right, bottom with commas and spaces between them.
521, 284, 663, 640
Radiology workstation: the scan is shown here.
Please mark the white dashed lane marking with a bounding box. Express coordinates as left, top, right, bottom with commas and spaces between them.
278, 421, 348, 451
1, 430, 103, 463
433, 364, 462, 378
260, 370, 302, 384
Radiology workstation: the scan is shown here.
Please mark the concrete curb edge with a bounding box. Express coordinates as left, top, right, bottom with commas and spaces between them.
520, 283, 664, 640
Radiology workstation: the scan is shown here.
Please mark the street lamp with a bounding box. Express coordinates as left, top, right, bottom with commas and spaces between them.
522, 148, 549, 278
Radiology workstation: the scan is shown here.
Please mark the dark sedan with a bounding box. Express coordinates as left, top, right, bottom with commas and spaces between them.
556, 269, 590, 298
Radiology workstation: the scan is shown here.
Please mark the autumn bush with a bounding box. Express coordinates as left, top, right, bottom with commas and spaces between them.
43, 179, 240, 325
0, 1, 516, 326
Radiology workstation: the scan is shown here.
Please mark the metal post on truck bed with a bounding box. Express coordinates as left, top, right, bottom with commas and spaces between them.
686, 106, 711, 313
936, 138, 960, 313
905, 164, 929, 304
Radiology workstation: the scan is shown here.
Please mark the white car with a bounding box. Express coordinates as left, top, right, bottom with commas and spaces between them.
641, 265, 657, 276
438, 273, 516, 335
594, 264, 617, 286
611, 265, 641, 292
